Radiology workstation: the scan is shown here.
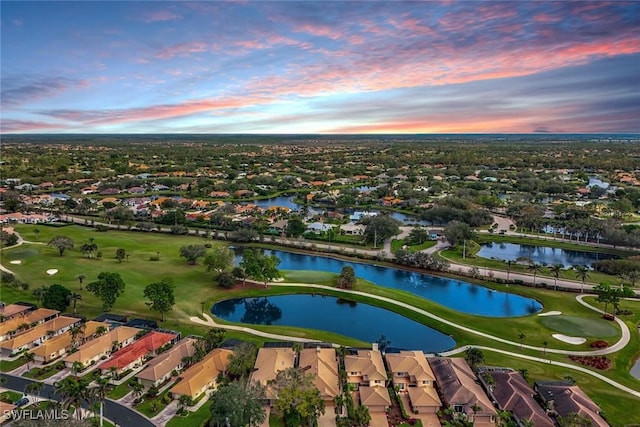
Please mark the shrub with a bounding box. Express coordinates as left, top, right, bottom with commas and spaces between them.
590, 340, 608, 349
96, 225, 109, 232
513, 279, 524, 285
569, 355, 611, 370
149, 255, 160, 261
204, 243, 212, 248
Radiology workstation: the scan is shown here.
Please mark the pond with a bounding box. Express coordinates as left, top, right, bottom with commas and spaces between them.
237, 250, 542, 317
631, 358, 640, 380
251, 196, 299, 210
476, 242, 618, 268
211, 294, 456, 353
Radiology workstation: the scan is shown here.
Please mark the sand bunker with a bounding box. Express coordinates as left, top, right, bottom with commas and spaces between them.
46, 269, 58, 275
538, 311, 562, 317
9, 260, 22, 264
552, 334, 586, 345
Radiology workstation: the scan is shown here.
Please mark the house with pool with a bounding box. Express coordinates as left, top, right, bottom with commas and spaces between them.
385, 351, 441, 414
344, 347, 391, 413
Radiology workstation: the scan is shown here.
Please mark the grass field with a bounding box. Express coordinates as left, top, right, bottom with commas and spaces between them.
539, 315, 619, 337
3, 224, 640, 426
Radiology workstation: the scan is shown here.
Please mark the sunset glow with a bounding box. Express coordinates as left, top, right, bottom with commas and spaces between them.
1, 1, 639, 134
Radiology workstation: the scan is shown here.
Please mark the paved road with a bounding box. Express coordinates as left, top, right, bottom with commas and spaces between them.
0, 373, 156, 427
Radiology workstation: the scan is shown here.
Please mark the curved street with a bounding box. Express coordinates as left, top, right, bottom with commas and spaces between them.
0, 373, 156, 427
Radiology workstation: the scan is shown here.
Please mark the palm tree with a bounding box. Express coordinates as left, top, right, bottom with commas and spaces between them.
21, 352, 35, 371
549, 263, 563, 290
68, 292, 82, 314
91, 376, 112, 427
527, 262, 543, 286
505, 260, 514, 283
574, 265, 590, 293
72, 361, 84, 377
26, 381, 44, 404
131, 382, 144, 401
518, 332, 526, 350
178, 394, 193, 412
69, 324, 86, 348
55, 376, 90, 420
77, 274, 86, 291
543, 340, 549, 356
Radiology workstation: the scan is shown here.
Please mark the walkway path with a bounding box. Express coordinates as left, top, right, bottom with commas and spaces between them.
191, 282, 640, 399
190, 313, 325, 344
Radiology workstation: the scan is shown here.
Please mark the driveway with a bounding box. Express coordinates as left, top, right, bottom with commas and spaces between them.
318, 403, 336, 427
369, 411, 388, 427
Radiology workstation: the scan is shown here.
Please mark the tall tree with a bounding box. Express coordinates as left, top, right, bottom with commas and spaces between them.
209, 380, 266, 427
227, 342, 258, 379
406, 227, 430, 245
464, 347, 485, 371
48, 235, 74, 256
115, 248, 126, 263
285, 216, 306, 237
86, 272, 126, 311
362, 215, 401, 248
336, 265, 356, 289
42, 284, 72, 312
574, 265, 590, 294
268, 367, 325, 427
143, 278, 176, 321
68, 292, 82, 314
240, 249, 281, 287
55, 376, 91, 420
90, 376, 112, 427
442, 220, 475, 247
179, 244, 207, 265
203, 246, 235, 275
549, 263, 564, 290
527, 262, 543, 286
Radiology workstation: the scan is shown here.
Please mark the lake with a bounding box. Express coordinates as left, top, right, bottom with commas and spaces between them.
237, 249, 542, 317
211, 294, 456, 353
477, 242, 618, 268
252, 196, 299, 210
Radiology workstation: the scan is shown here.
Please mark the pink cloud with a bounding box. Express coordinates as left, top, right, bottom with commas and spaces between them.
41, 96, 271, 126
155, 41, 210, 59
0, 119, 66, 133
142, 10, 182, 23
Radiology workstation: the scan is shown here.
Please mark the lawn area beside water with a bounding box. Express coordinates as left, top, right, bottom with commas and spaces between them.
3, 224, 640, 426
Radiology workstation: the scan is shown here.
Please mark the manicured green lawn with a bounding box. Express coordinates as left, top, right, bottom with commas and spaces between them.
391, 239, 436, 253
166, 399, 212, 427
0, 358, 26, 372
4, 224, 640, 426
107, 382, 132, 400
23, 361, 66, 380
281, 270, 337, 285
0, 390, 22, 403
136, 389, 171, 418
539, 315, 618, 337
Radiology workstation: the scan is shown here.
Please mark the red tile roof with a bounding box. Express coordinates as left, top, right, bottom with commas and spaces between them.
99, 331, 176, 371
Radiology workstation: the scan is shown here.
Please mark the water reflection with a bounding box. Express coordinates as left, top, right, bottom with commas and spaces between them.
236, 250, 542, 317
212, 294, 456, 353
477, 242, 618, 268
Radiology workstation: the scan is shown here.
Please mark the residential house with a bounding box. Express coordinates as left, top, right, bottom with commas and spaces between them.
127, 186, 146, 194
535, 380, 608, 427
63, 326, 140, 370
269, 219, 289, 234
344, 349, 391, 413
250, 347, 295, 403
480, 369, 553, 427
306, 222, 335, 233
299, 348, 340, 403
99, 331, 177, 375
385, 351, 441, 414
136, 338, 197, 389
31, 321, 110, 364
0, 304, 33, 323
340, 223, 366, 236
0, 308, 59, 342
170, 348, 233, 400
428, 357, 497, 426
1, 316, 80, 356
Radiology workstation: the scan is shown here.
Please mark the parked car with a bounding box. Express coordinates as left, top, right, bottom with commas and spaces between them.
14, 397, 29, 407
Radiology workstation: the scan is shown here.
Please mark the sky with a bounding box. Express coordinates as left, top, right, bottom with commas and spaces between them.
1, 1, 639, 134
